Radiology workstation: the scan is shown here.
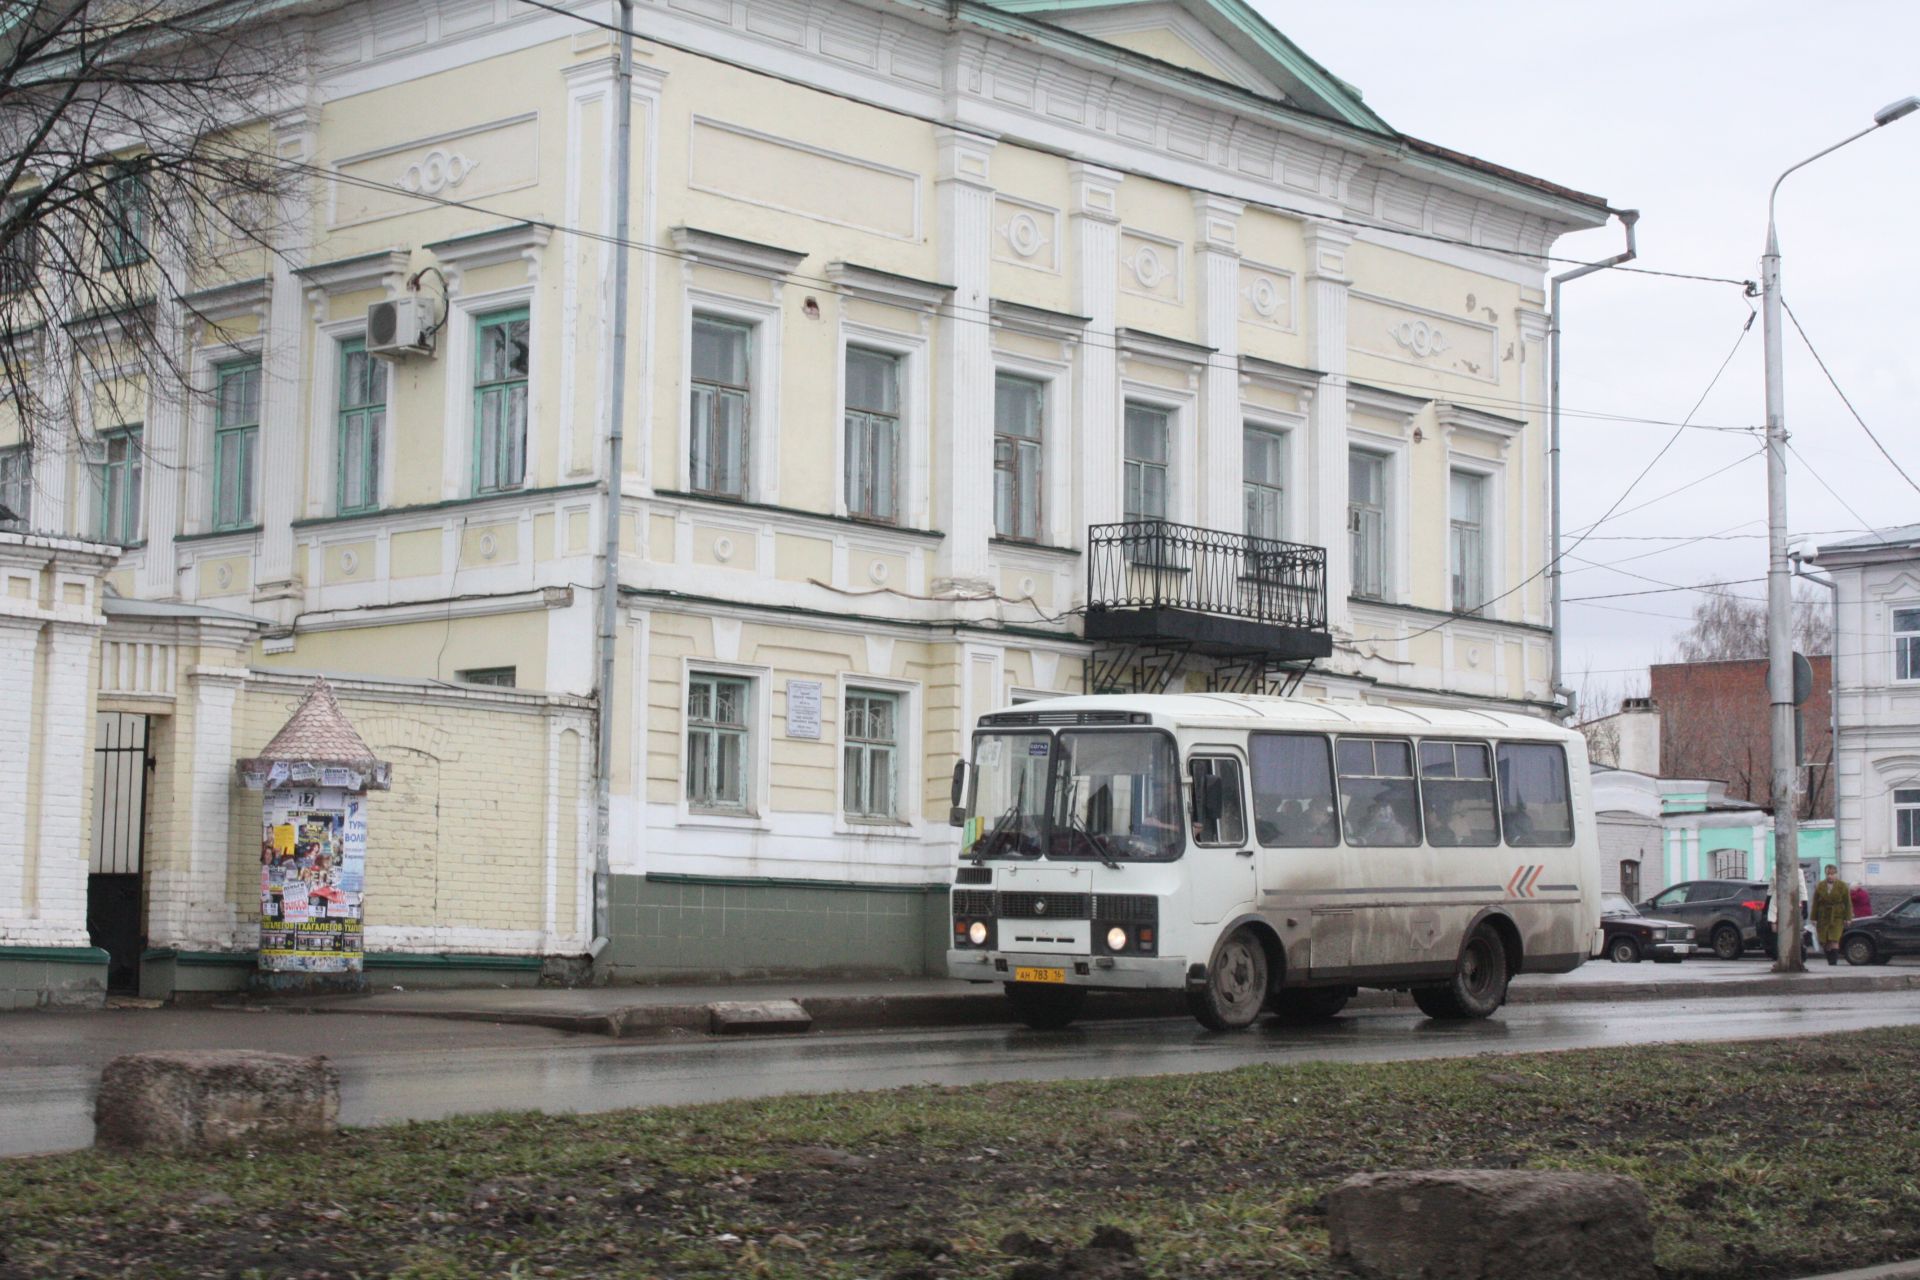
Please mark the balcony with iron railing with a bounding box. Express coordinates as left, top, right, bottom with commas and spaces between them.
1084, 520, 1332, 668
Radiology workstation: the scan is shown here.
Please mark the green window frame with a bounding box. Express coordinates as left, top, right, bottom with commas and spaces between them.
842, 688, 900, 820
336, 337, 386, 515
687, 673, 751, 812
212, 359, 261, 531
0, 444, 29, 529
103, 165, 149, 268
91, 426, 142, 545
473, 307, 530, 495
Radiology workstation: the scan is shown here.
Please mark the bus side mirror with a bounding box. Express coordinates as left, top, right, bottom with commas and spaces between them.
949, 761, 968, 826
1194, 772, 1226, 825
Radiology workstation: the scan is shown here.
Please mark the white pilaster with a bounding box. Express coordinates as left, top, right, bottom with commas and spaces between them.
30, 622, 98, 943
254, 115, 318, 597
1071, 163, 1124, 533
0, 618, 37, 923
1516, 307, 1550, 634
1303, 219, 1354, 635
1193, 193, 1244, 534
156, 667, 244, 950
933, 128, 997, 591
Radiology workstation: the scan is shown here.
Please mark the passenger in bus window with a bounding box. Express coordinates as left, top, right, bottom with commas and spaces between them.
1336, 737, 1421, 847
1249, 733, 1339, 848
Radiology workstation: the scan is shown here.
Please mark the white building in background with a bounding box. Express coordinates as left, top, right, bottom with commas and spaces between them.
1812, 524, 1920, 887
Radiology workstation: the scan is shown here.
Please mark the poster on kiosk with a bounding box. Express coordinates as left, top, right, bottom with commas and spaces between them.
258, 787, 367, 976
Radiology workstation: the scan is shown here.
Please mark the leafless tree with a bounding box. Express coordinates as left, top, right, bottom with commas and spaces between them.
1571, 667, 1646, 768
0, 0, 304, 474
1671, 584, 1833, 662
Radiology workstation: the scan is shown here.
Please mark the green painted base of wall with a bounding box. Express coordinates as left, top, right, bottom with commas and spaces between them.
602, 873, 949, 982
140, 949, 549, 1000
0, 946, 110, 1010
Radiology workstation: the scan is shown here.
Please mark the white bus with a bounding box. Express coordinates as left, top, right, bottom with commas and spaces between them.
945, 693, 1600, 1030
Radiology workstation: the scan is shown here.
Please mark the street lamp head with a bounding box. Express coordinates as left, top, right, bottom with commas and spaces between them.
1873, 96, 1920, 127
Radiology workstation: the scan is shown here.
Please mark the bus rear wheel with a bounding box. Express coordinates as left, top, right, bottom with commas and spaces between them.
1003, 981, 1087, 1030
1411, 924, 1509, 1020
1270, 986, 1353, 1023
1187, 926, 1270, 1031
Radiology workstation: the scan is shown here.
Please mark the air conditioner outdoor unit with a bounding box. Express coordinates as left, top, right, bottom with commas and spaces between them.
366, 293, 436, 359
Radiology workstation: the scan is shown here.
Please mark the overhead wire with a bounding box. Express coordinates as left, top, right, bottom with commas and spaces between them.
1782, 297, 1920, 499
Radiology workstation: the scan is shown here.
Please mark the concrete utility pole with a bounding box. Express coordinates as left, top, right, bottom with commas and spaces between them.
1760, 95, 1918, 973
591, 0, 637, 975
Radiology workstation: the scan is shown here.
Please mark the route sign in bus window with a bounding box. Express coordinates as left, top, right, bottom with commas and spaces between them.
1249, 733, 1338, 848
1496, 742, 1575, 847
1336, 737, 1421, 847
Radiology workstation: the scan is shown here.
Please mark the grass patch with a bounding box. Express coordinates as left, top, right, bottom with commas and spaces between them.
3, 1027, 1919, 1278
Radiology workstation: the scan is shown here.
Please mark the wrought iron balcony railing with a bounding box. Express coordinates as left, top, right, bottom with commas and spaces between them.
1086, 520, 1328, 631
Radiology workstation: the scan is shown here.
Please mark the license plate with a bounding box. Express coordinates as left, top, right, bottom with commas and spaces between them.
1014, 966, 1066, 984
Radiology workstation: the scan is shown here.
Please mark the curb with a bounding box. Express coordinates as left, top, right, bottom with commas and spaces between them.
1794, 1263, 1920, 1280
280, 969, 1920, 1039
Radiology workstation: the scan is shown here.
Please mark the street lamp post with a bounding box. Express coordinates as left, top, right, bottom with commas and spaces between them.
1762, 95, 1918, 973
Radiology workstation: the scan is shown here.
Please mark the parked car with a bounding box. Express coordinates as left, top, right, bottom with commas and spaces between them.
1599, 892, 1695, 963
1638, 879, 1772, 960
1841, 895, 1920, 966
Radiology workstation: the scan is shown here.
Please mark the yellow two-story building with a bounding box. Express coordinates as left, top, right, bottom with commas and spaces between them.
0, 0, 1615, 1000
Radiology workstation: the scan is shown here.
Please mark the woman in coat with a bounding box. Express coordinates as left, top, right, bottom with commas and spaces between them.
1812, 865, 1854, 966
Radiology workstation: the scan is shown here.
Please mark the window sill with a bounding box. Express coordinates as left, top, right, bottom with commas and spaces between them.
844, 816, 912, 829
681, 808, 770, 831
990, 537, 1081, 557
175, 526, 261, 544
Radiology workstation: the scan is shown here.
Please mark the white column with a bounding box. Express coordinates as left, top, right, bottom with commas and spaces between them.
0, 618, 38, 926
933, 128, 997, 592
254, 116, 318, 598
1303, 219, 1354, 635
1070, 163, 1124, 534
30, 621, 98, 943
166, 668, 243, 949
1516, 307, 1550, 633
1193, 193, 1244, 533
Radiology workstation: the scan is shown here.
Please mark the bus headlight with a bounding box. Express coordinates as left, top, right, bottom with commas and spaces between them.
968, 920, 989, 946
1107, 926, 1128, 951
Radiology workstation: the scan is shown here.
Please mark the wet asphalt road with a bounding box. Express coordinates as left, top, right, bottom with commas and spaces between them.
7, 989, 1920, 1159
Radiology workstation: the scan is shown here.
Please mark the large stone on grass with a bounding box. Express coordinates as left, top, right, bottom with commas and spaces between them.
94, 1051, 339, 1151
708, 999, 812, 1035
1327, 1169, 1653, 1280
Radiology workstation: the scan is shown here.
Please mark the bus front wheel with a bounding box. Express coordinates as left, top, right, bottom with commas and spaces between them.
1004, 981, 1087, 1030
1187, 926, 1270, 1031
1411, 924, 1509, 1020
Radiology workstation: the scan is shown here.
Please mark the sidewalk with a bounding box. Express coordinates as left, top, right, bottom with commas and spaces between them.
249, 956, 1920, 1039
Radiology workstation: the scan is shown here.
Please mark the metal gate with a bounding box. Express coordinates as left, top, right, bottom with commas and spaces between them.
88, 712, 150, 993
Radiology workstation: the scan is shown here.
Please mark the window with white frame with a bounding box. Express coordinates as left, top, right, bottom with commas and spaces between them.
212, 358, 261, 530
687, 672, 752, 811
1449, 468, 1489, 614
0, 445, 28, 529
337, 337, 386, 516
1124, 403, 1171, 524
1895, 608, 1920, 682
103, 164, 149, 268
993, 373, 1043, 541
1710, 848, 1748, 879
473, 307, 530, 495
92, 426, 142, 544
842, 688, 900, 821
0, 199, 37, 294
1349, 449, 1387, 600
690, 315, 751, 500
844, 347, 900, 524
1243, 423, 1287, 542
1897, 788, 1920, 850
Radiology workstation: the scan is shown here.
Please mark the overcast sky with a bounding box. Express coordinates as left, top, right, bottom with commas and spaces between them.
1264, 1, 1920, 707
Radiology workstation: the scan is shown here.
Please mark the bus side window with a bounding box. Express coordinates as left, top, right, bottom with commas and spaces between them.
1419, 741, 1500, 847
1336, 737, 1421, 848
1249, 733, 1338, 848
1189, 757, 1247, 847
1496, 742, 1575, 846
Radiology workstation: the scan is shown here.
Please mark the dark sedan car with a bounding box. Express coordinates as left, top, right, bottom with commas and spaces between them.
1600, 892, 1695, 963
1842, 895, 1920, 966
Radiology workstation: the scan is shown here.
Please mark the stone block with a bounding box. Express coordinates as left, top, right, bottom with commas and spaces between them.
708, 999, 813, 1035
94, 1051, 340, 1151
1326, 1169, 1654, 1280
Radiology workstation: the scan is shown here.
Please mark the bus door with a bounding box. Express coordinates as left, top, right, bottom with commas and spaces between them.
1186, 750, 1254, 925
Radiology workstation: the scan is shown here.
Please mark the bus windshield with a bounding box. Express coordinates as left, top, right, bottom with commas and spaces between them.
962, 729, 1183, 862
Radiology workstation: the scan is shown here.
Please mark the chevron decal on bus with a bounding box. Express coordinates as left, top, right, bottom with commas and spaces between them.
1506, 865, 1546, 898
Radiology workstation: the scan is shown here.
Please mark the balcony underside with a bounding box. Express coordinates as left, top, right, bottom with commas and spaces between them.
1084, 605, 1333, 663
